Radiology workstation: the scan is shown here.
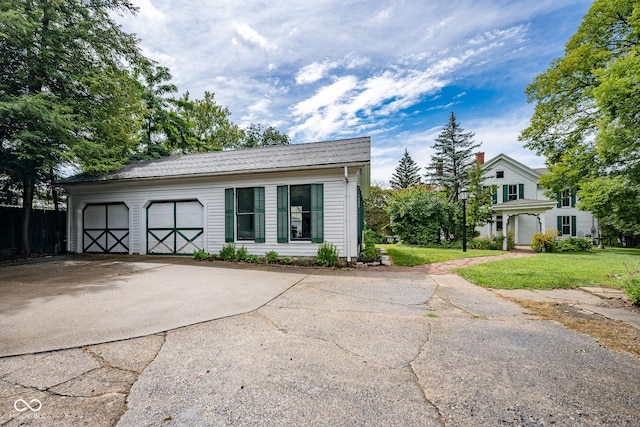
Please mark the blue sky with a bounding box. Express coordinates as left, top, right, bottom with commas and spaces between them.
115, 0, 593, 184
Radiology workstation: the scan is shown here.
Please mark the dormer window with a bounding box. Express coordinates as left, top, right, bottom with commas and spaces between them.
496, 171, 504, 178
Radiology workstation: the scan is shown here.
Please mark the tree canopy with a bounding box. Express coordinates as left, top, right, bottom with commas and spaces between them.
520, 0, 640, 245
427, 111, 480, 201
0, 0, 290, 254
390, 148, 421, 190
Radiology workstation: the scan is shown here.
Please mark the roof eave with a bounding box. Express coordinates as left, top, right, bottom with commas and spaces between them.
60, 160, 370, 187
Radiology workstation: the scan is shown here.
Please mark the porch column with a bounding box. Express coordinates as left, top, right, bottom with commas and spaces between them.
514, 215, 519, 246
503, 214, 510, 251
540, 213, 546, 234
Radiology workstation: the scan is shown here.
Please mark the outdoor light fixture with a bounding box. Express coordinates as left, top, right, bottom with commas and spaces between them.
459, 189, 469, 252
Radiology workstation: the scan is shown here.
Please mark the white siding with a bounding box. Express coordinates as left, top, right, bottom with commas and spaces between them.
65, 167, 363, 258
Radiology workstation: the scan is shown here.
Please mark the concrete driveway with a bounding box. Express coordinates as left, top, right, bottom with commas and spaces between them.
0, 255, 306, 357
1, 257, 639, 426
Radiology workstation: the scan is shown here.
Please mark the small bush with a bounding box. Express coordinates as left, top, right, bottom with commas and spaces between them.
235, 245, 248, 261
245, 254, 264, 264
469, 236, 500, 250
265, 250, 279, 264
362, 240, 378, 263
219, 243, 236, 261
280, 257, 292, 265
364, 229, 386, 244
532, 229, 557, 252
316, 242, 339, 267
618, 266, 640, 305
555, 237, 592, 252
193, 249, 209, 261
469, 233, 509, 250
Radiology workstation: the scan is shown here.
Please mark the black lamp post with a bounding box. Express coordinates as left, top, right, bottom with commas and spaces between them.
460, 189, 468, 252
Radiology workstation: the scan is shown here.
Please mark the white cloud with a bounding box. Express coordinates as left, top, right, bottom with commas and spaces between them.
112, 0, 592, 181
295, 60, 340, 84
232, 21, 277, 50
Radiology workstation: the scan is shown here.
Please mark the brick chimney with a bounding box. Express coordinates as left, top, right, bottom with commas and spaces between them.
476, 151, 485, 165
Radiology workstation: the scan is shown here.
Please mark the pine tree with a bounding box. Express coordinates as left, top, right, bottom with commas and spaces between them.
390, 149, 421, 190
427, 112, 480, 200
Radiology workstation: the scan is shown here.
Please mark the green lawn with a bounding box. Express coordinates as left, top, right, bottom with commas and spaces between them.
456, 248, 640, 290
379, 244, 502, 267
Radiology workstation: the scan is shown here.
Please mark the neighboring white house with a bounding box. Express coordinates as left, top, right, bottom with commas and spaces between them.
60, 137, 371, 262
476, 153, 598, 249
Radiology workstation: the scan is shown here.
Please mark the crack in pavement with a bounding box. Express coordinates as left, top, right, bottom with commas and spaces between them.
0, 333, 168, 426
409, 321, 446, 426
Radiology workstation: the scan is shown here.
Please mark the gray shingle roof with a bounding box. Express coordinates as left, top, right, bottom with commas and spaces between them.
62, 137, 370, 185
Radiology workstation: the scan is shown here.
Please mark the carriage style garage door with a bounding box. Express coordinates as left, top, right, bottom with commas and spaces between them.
83, 203, 129, 253
147, 200, 204, 254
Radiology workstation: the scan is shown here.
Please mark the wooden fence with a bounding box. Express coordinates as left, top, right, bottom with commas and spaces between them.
0, 206, 66, 256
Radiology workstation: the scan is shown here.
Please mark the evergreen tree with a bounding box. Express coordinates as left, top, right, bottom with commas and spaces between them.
390, 149, 421, 190
0, 0, 148, 253
427, 112, 480, 201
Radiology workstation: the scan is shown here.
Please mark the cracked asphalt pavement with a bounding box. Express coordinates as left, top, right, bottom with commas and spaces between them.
2, 264, 640, 426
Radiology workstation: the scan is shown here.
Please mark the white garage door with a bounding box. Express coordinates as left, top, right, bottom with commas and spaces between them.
83, 203, 129, 253
147, 200, 204, 254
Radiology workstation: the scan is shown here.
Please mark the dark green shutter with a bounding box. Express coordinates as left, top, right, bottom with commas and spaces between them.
310, 183, 324, 243
502, 185, 508, 203
277, 185, 288, 243
557, 193, 562, 208
571, 193, 576, 207
571, 216, 577, 237
225, 188, 234, 242
492, 188, 497, 204
254, 187, 265, 243
557, 216, 563, 235
518, 183, 524, 199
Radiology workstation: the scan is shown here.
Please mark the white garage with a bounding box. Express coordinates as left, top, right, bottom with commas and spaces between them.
62, 137, 370, 262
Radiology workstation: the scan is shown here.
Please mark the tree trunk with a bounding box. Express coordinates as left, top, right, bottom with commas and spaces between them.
21, 176, 34, 255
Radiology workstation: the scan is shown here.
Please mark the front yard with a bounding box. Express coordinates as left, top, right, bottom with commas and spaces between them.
378, 244, 502, 267
456, 248, 640, 290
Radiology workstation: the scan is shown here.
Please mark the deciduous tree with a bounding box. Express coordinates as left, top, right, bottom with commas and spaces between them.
520, 0, 640, 244
0, 0, 147, 253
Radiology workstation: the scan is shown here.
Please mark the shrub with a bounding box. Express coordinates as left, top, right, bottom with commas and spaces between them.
362, 240, 378, 263
245, 254, 263, 264
316, 242, 339, 267
619, 268, 640, 305
532, 229, 557, 252
555, 237, 592, 252
280, 257, 292, 265
265, 250, 279, 264
235, 245, 248, 261
219, 243, 236, 261
364, 229, 386, 244
193, 249, 209, 261
469, 236, 502, 250
386, 186, 455, 246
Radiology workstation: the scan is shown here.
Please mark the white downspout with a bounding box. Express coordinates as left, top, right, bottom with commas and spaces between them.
344, 166, 351, 264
